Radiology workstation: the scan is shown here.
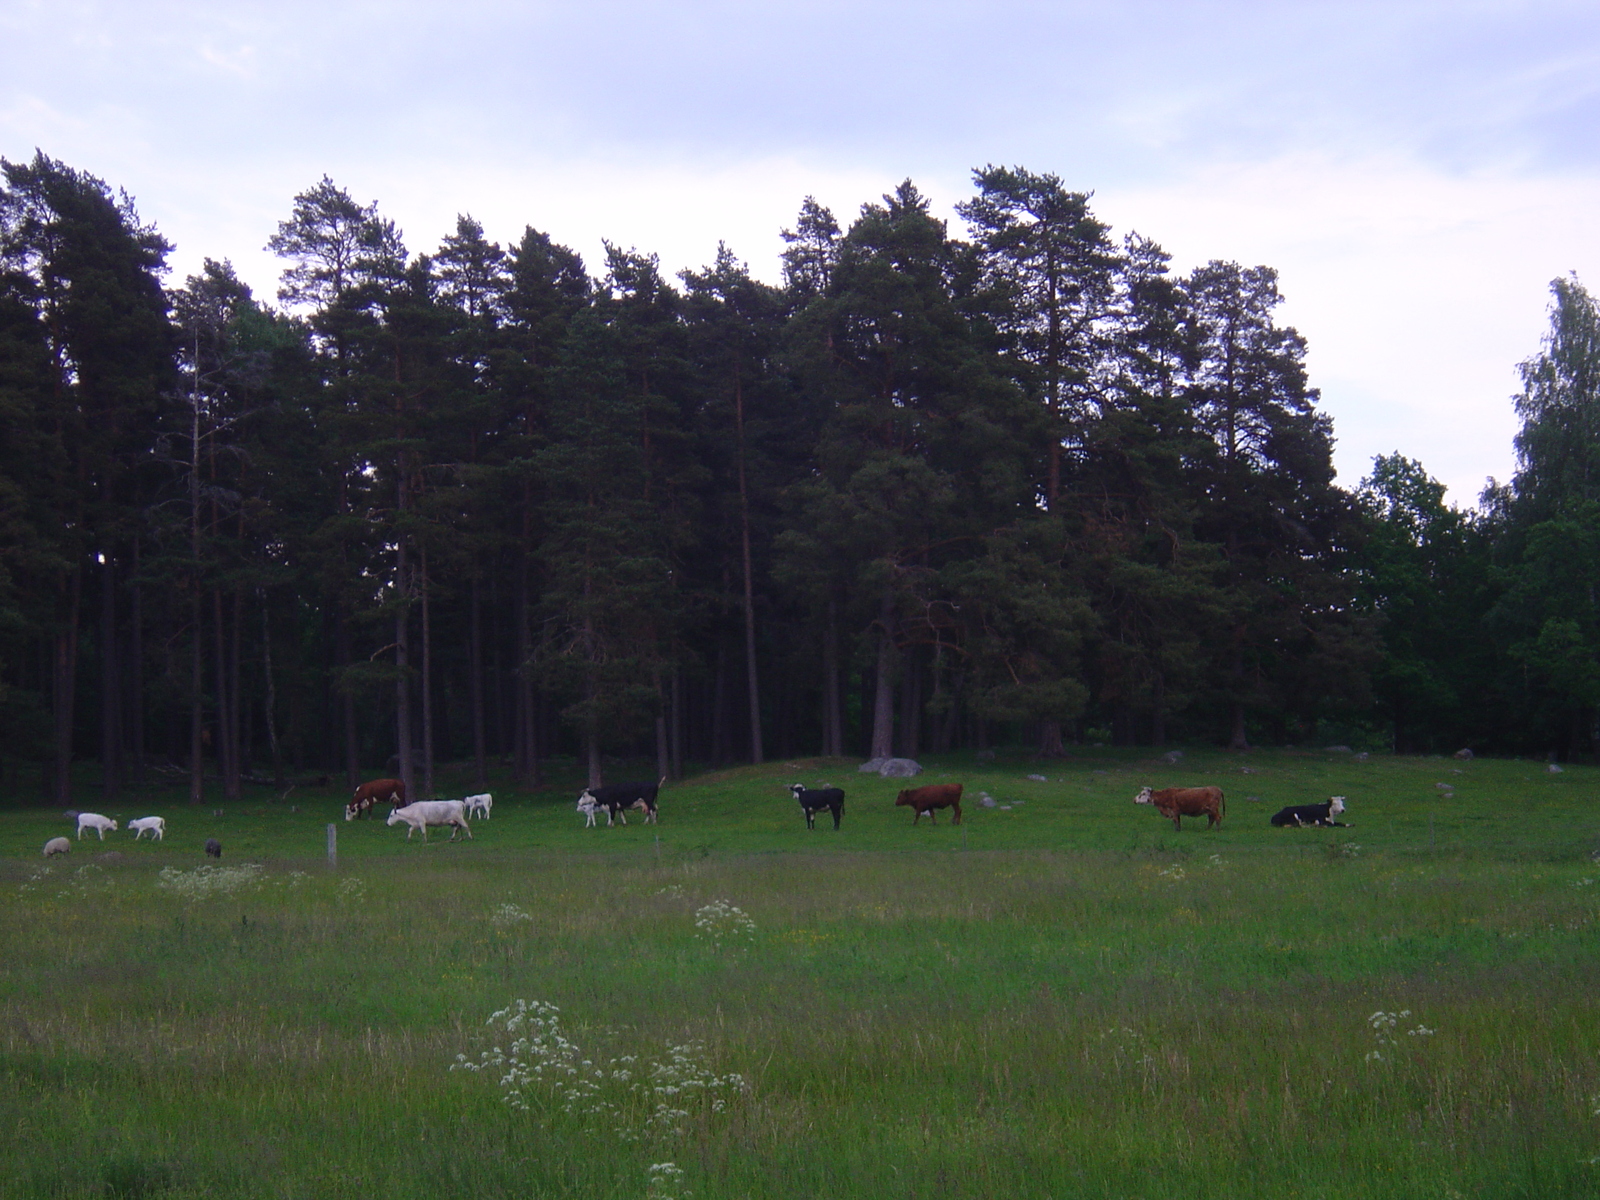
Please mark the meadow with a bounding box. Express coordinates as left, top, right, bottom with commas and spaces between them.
3, 748, 1599, 1199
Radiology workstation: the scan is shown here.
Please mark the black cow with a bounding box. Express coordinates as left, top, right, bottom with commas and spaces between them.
578, 777, 665, 826
791, 784, 845, 830
1270, 796, 1348, 827
204, 838, 222, 858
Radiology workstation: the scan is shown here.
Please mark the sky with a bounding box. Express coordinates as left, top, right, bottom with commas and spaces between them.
5, 0, 1599, 505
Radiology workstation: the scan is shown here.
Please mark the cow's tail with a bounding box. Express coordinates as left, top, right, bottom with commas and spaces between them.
657, 775, 667, 789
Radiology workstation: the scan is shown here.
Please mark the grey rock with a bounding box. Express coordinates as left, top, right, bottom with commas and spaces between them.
1548, 763, 1565, 774
1161, 750, 1184, 764
1027, 773, 1047, 782
998, 805, 1012, 811
858, 758, 889, 773
979, 796, 998, 808
1453, 748, 1474, 760
976, 749, 997, 762
1354, 752, 1370, 762
1325, 745, 1352, 754
877, 758, 923, 778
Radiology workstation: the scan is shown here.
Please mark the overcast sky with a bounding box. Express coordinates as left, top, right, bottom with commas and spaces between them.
5, 0, 1599, 504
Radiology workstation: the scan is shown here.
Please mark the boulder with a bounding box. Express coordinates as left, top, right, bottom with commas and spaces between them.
1453, 748, 1474, 760
978, 794, 998, 809
858, 758, 888, 773
1325, 745, 1352, 754
1161, 750, 1184, 764
877, 758, 923, 778
1354, 752, 1370, 762
1027, 773, 1047, 782
1548, 763, 1565, 774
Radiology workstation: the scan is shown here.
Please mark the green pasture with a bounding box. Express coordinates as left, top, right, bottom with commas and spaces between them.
3, 749, 1600, 1198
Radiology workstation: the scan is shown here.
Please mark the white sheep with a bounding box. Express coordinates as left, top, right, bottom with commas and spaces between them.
128, 816, 166, 841
386, 799, 472, 842
463, 793, 493, 820
43, 837, 71, 858
76, 812, 118, 840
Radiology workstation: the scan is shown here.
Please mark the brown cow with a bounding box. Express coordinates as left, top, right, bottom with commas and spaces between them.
347, 778, 406, 822
896, 783, 963, 825
1134, 785, 1224, 831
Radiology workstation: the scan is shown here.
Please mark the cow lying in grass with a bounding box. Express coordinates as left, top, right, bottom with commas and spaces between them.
578, 778, 665, 827
1270, 796, 1348, 827
387, 799, 473, 842
1134, 785, 1225, 831
791, 784, 845, 830
896, 783, 963, 825
347, 778, 406, 821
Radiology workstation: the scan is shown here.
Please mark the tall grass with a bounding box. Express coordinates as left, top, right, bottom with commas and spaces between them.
3, 749, 1599, 1196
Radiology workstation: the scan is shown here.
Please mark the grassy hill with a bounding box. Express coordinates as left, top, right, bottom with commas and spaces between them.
2, 749, 1598, 1198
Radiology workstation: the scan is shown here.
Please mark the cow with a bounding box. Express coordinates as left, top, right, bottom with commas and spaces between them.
895, 783, 963, 825
1133, 785, 1225, 831
387, 799, 473, 842
346, 778, 406, 822
577, 778, 665, 827
791, 784, 845, 830
1270, 796, 1348, 827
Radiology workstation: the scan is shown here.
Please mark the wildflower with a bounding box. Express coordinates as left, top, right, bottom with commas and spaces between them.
694, 900, 756, 951
157, 863, 262, 900
491, 903, 534, 928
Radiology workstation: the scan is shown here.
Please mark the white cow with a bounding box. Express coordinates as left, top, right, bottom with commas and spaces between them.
577, 796, 601, 827
463, 793, 493, 820
128, 816, 166, 841
386, 799, 472, 842
76, 812, 118, 840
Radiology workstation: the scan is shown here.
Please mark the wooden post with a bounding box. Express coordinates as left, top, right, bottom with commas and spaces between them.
326, 823, 337, 869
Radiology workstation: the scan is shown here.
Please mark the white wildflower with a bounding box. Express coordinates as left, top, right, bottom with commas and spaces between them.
491, 903, 534, 928
694, 900, 756, 951
157, 863, 263, 900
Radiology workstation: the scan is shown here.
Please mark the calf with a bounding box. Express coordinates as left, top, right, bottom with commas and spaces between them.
577, 796, 602, 827
346, 778, 406, 822
896, 783, 963, 825
128, 816, 166, 841
1133, 785, 1225, 831
1270, 796, 1348, 827
577, 777, 666, 827
791, 784, 845, 830
76, 812, 118, 840
463, 793, 493, 820
387, 799, 473, 842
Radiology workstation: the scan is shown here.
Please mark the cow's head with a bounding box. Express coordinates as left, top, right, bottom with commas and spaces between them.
1133, 787, 1154, 805
894, 790, 914, 807
789, 784, 805, 800
1329, 796, 1346, 816
344, 803, 359, 821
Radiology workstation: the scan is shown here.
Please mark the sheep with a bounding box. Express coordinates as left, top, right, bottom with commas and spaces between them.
128, 816, 166, 841
205, 838, 222, 858
43, 837, 70, 858
463, 793, 493, 820
76, 812, 118, 840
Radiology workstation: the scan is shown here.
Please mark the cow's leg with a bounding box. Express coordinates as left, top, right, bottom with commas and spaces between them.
832, 809, 841, 830
951, 803, 961, 826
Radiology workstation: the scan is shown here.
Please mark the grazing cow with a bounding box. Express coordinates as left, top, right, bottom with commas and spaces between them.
1133, 785, 1225, 831
896, 783, 963, 825
76, 813, 118, 840
791, 784, 845, 830
578, 777, 666, 827
463, 793, 493, 820
128, 816, 165, 841
204, 838, 222, 858
1270, 796, 1348, 827
387, 799, 473, 842
346, 778, 406, 822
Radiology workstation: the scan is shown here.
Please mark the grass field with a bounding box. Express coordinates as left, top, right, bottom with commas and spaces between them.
3, 748, 1600, 1199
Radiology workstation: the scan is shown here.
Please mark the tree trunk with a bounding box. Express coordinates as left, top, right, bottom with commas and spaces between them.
213, 589, 238, 802
670, 665, 683, 780
655, 673, 670, 784
127, 540, 144, 787
260, 589, 284, 789
100, 549, 120, 802
421, 546, 435, 799
337, 613, 359, 787
870, 590, 896, 760
229, 587, 243, 792
734, 375, 763, 764
1151, 668, 1166, 747
898, 647, 920, 759
396, 532, 415, 807
189, 579, 203, 806
1039, 720, 1063, 757
470, 575, 487, 789
52, 565, 83, 807
822, 597, 842, 756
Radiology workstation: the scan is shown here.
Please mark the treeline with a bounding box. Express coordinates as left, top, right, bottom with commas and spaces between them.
1, 151, 1596, 806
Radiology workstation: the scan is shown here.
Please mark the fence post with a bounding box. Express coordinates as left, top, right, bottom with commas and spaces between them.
327, 822, 337, 869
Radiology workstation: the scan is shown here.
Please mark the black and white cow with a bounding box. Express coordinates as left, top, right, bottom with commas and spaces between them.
791, 784, 845, 830
577, 777, 665, 827
1270, 796, 1349, 827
